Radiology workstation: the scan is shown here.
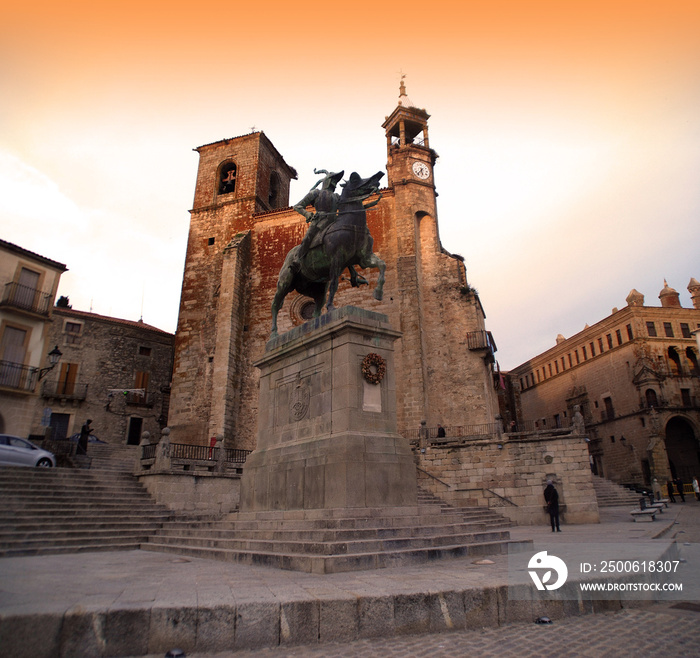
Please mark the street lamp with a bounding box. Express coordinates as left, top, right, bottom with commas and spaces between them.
38, 345, 62, 380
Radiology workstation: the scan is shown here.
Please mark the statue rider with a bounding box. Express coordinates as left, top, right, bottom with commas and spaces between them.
292, 168, 344, 269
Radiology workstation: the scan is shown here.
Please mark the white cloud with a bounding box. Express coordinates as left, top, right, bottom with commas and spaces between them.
0, 150, 182, 333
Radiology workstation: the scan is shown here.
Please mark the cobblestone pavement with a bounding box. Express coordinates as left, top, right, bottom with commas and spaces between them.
162, 603, 700, 658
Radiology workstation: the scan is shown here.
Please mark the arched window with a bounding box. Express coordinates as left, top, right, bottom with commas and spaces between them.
686, 348, 699, 376
218, 162, 237, 195
645, 389, 658, 408
268, 171, 281, 208
668, 347, 683, 376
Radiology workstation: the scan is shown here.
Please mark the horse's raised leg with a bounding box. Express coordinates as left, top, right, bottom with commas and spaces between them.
346, 266, 368, 287
359, 252, 386, 301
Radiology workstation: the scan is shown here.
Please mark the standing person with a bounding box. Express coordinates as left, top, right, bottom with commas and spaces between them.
77, 419, 92, 456
436, 424, 446, 438
544, 480, 561, 532
692, 476, 700, 502
675, 477, 686, 503
667, 480, 676, 503
652, 478, 661, 501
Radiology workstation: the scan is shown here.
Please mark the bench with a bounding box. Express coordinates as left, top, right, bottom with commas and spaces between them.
630, 509, 657, 522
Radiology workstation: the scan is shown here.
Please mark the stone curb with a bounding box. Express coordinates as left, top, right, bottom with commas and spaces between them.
0, 579, 654, 657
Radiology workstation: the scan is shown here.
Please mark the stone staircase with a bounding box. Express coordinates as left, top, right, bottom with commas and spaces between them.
0, 464, 527, 572
85, 442, 139, 472
141, 488, 524, 574
592, 475, 644, 507
0, 465, 181, 557
416, 487, 513, 528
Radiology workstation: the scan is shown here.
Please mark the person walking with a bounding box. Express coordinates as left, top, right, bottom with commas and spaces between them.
544, 480, 561, 532
675, 477, 686, 503
667, 480, 676, 503
77, 419, 92, 456
692, 476, 700, 502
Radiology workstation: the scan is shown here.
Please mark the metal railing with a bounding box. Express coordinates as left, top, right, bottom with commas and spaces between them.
224, 447, 253, 463
402, 423, 502, 442
171, 443, 213, 460
505, 418, 572, 433
141, 442, 252, 464
1, 282, 52, 315
0, 360, 37, 392
142, 443, 157, 460
125, 391, 152, 406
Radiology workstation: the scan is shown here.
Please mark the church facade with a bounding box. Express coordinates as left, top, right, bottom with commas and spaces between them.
168, 87, 501, 450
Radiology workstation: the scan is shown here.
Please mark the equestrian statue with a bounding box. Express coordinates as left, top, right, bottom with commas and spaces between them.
270, 168, 386, 337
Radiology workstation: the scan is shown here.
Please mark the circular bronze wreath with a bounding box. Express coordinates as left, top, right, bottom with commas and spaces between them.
361, 353, 386, 385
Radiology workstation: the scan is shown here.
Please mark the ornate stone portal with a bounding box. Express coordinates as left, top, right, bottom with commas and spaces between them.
240, 306, 417, 512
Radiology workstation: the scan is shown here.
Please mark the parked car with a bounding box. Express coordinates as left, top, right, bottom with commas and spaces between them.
0, 435, 56, 468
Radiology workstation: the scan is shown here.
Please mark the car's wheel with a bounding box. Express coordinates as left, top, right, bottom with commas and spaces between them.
36, 458, 53, 468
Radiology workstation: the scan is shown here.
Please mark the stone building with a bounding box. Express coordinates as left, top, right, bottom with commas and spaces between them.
169, 83, 501, 449
33, 306, 174, 445
510, 279, 700, 487
0, 239, 66, 437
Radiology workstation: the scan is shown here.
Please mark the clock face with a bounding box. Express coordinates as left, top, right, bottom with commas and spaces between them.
412, 161, 430, 179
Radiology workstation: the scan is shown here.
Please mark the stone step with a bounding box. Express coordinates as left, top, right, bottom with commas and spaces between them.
0, 530, 155, 549
154, 520, 499, 541
0, 526, 162, 549
592, 476, 644, 507
0, 493, 149, 504
146, 528, 511, 556
0, 484, 147, 495
0, 501, 170, 513
0, 541, 144, 558
0, 520, 167, 536
0, 471, 140, 485
226, 513, 473, 531
141, 537, 525, 574
0, 478, 145, 486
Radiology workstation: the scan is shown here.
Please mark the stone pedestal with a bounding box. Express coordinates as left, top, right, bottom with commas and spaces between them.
240, 306, 417, 511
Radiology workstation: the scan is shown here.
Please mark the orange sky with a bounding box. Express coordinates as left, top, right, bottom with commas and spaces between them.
2, 0, 699, 367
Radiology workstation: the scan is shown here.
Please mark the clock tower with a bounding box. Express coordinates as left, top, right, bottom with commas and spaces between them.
382, 77, 438, 189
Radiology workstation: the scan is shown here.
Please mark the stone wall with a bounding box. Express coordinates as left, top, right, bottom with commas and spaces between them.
138, 471, 241, 515
416, 432, 599, 526
35, 308, 174, 444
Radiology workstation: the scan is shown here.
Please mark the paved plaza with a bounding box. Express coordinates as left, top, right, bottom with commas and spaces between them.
2, 503, 700, 657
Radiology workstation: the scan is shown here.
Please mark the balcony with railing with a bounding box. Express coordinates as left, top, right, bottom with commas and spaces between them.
41, 379, 88, 401
466, 330, 497, 353
0, 360, 38, 392
125, 390, 153, 407
0, 282, 53, 316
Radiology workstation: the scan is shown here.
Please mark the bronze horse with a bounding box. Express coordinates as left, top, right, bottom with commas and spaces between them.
270, 171, 385, 337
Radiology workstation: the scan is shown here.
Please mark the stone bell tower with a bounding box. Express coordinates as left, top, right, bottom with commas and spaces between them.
168, 132, 297, 445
